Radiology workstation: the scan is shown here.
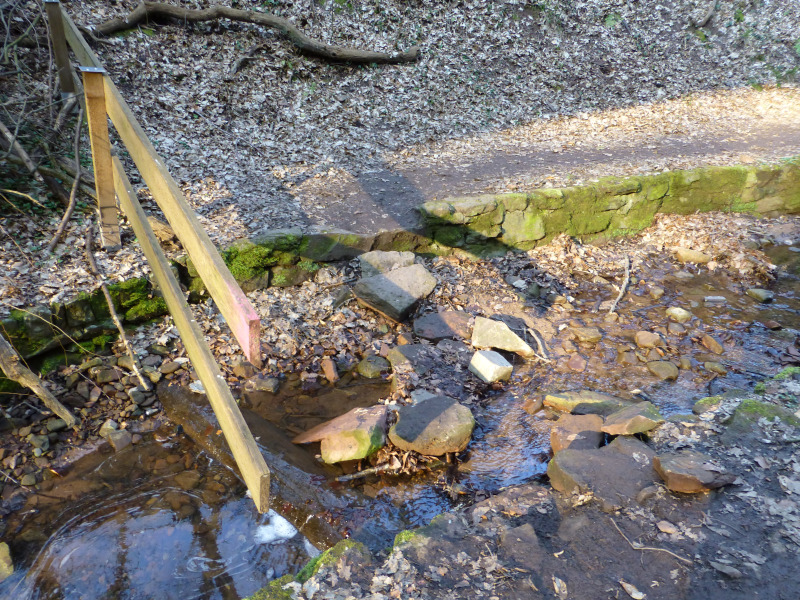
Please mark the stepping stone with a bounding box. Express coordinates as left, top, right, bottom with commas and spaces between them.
571, 327, 602, 344
413, 311, 473, 342
353, 264, 437, 321
746, 288, 774, 303
389, 396, 474, 456
550, 414, 604, 453
469, 349, 513, 383
471, 317, 534, 358
653, 450, 735, 493
359, 250, 416, 278
293, 405, 389, 464
547, 437, 658, 511
544, 390, 632, 416
602, 401, 665, 436
386, 344, 438, 376
635, 331, 662, 348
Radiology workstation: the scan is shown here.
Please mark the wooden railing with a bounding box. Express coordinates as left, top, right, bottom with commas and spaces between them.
44, 1, 270, 512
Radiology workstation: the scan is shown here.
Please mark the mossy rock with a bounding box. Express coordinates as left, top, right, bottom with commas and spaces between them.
188, 277, 209, 303
295, 539, 371, 584
298, 231, 373, 262
270, 264, 313, 288
660, 166, 749, 214
124, 296, 168, 323
432, 225, 466, 248
774, 366, 800, 380
500, 210, 545, 247
693, 395, 722, 415
723, 399, 800, 442
243, 574, 296, 600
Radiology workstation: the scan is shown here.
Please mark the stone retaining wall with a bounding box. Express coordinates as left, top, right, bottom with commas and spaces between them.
4, 158, 799, 363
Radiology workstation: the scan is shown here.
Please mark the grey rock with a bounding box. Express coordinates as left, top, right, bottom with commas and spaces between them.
746, 288, 774, 303
471, 317, 534, 358
20, 473, 37, 487
544, 390, 633, 416
386, 345, 436, 376
353, 264, 437, 321
159, 361, 182, 374
498, 523, 545, 571
27, 434, 49, 451
117, 355, 136, 370
98, 418, 119, 439
107, 429, 132, 452
45, 418, 68, 432
413, 311, 473, 342
602, 401, 665, 435
359, 250, 415, 278
128, 387, 147, 405
389, 396, 475, 456
65, 297, 94, 327
244, 374, 281, 394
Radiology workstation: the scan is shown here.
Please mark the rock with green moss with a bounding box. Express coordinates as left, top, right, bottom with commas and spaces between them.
299, 230, 373, 262
500, 210, 545, 247
65, 295, 94, 327
295, 539, 371, 584
722, 399, 800, 442
270, 264, 316, 288
243, 574, 296, 600
693, 396, 723, 415
774, 366, 800, 380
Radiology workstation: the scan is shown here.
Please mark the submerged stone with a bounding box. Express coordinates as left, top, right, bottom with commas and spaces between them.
0, 542, 12, 584
653, 450, 735, 493
746, 288, 774, 303
647, 360, 679, 381
571, 327, 602, 344
700, 333, 724, 355
471, 317, 534, 358
356, 355, 390, 379
666, 306, 692, 323
389, 396, 474, 456
602, 401, 665, 436
635, 331, 662, 349
550, 414, 604, 453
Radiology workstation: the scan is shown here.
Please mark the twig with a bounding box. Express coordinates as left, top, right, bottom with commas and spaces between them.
336, 465, 391, 482
0, 188, 46, 208
0, 332, 78, 428
83, 221, 152, 392
610, 517, 693, 565
47, 107, 84, 253
526, 327, 551, 362
608, 255, 631, 314
54, 95, 79, 135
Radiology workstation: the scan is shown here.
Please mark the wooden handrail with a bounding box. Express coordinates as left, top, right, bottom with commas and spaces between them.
59, 8, 262, 367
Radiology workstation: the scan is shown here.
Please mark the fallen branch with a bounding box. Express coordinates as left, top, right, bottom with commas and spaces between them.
84, 221, 152, 392
3, 155, 98, 201
336, 465, 391, 482
94, 2, 419, 65
610, 517, 693, 565
608, 255, 630, 314
0, 333, 78, 428
47, 107, 85, 253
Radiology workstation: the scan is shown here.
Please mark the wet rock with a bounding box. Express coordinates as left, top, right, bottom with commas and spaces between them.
721, 399, 800, 442
667, 322, 685, 335
159, 361, 182, 374
413, 311, 473, 342
704, 295, 726, 306
635, 331, 662, 348
566, 353, 587, 372
352, 264, 437, 321
649, 286, 665, 300
550, 414, 604, 453
692, 395, 722, 414
0, 542, 12, 583
498, 523, 545, 571
653, 450, 735, 493
45, 418, 67, 432
571, 327, 602, 344
709, 561, 743, 579
666, 306, 692, 323
320, 357, 339, 383
700, 333, 724, 354
98, 418, 119, 439
544, 390, 632, 416
356, 355, 390, 379
232, 360, 258, 379
20, 473, 37, 486
746, 288, 774, 303
679, 356, 692, 370
647, 360, 679, 381
704, 361, 727, 376
617, 350, 638, 366
128, 387, 147, 405
547, 437, 658, 511
244, 374, 281, 394
602, 401, 665, 436
293, 405, 389, 464
389, 396, 474, 456
27, 434, 49, 451
358, 250, 415, 278
107, 429, 132, 452
471, 317, 534, 358
468, 349, 512, 383
675, 247, 712, 264
173, 469, 202, 490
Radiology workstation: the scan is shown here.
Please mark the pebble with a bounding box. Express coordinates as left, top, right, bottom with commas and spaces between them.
746, 288, 774, 303
700, 334, 724, 355
159, 361, 182, 374
666, 306, 692, 323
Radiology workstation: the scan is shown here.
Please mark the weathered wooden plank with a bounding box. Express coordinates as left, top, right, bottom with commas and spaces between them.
113, 156, 270, 512
44, 1, 76, 96
61, 10, 262, 367
80, 67, 121, 249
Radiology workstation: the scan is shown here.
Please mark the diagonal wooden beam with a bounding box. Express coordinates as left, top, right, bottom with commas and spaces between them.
113, 156, 270, 512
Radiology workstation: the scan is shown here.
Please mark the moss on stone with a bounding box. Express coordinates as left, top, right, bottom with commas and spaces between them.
500, 210, 545, 247
243, 574, 296, 600
754, 382, 766, 394
774, 366, 800, 380
693, 395, 722, 414
433, 226, 465, 247
734, 399, 800, 427
295, 539, 369, 584
393, 529, 419, 548
0, 376, 22, 395
124, 296, 168, 323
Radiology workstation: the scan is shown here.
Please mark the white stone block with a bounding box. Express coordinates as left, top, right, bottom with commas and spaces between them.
469, 350, 513, 383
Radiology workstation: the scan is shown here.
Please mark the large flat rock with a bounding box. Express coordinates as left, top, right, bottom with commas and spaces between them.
654, 450, 735, 493
413, 310, 473, 342
544, 390, 634, 416
550, 414, 604, 453
602, 401, 665, 436
353, 264, 437, 321
471, 316, 534, 358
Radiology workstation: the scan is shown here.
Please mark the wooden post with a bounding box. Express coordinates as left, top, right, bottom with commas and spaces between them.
61, 14, 262, 367
44, 0, 76, 97
80, 67, 121, 250
112, 157, 270, 512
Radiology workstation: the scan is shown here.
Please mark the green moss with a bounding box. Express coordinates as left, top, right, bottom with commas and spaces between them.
754, 382, 766, 394
433, 226, 466, 247
774, 366, 800, 380
243, 574, 296, 600
0, 376, 23, 395
393, 529, 419, 548
124, 296, 168, 323
297, 259, 320, 273
735, 399, 800, 427
295, 540, 369, 584
692, 395, 722, 415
